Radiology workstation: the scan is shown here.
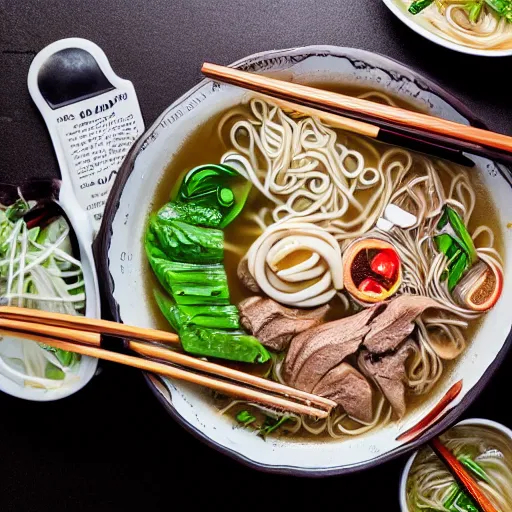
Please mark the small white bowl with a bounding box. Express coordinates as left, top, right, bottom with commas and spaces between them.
382, 0, 512, 57
399, 418, 512, 510
0, 180, 100, 401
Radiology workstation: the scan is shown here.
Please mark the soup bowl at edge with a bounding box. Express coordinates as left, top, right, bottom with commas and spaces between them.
399, 418, 512, 510
94, 46, 512, 476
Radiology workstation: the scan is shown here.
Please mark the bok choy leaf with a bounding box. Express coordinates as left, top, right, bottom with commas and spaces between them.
148, 216, 224, 264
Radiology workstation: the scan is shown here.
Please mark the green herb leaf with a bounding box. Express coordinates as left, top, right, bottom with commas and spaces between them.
236, 410, 257, 426
409, 0, 435, 14
259, 415, 289, 438
458, 455, 491, 483
45, 362, 66, 380
448, 252, 468, 291
445, 207, 478, 264
443, 487, 479, 512
485, 0, 512, 21
464, 1, 484, 22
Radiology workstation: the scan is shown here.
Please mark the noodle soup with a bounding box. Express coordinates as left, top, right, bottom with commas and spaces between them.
401, 419, 512, 511
102, 46, 512, 473
395, 0, 512, 51
143, 90, 504, 441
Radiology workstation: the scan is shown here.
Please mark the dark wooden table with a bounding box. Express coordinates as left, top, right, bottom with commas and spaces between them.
1, 1, 511, 510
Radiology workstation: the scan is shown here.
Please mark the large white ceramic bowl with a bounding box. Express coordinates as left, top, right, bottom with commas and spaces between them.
399, 418, 512, 510
382, 0, 512, 57
95, 46, 512, 475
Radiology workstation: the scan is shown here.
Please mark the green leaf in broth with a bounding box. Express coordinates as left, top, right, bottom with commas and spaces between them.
236, 410, 257, 426
175, 164, 251, 228
485, 0, 512, 21
448, 252, 468, 291
45, 362, 66, 380
149, 216, 224, 264
156, 201, 223, 228
180, 325, 270, 364
409, 0, 434, 15
458, 455, 491, 484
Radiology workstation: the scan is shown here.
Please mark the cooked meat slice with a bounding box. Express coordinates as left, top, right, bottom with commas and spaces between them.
238, 296, 329, 351
358, 339, 416, 419
313, 363, 373, 423
283, 304, 384, 391
363, 295, 441, 354
237, 258, 260, 293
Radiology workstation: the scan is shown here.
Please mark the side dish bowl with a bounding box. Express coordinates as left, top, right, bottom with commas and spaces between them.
95, 46, 512, 476
0, 180, 99, 401
399, 418, 512, 510
382, 0, 512, 57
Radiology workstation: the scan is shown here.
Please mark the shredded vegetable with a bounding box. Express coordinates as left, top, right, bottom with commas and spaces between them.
0, 197, 85, 389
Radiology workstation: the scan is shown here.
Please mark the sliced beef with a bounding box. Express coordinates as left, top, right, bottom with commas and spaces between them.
312, 362, 373, 423
363, 295, 441, 355
283, 304, 384, 391
238, 296, 329, 352
358, 339, 417, 419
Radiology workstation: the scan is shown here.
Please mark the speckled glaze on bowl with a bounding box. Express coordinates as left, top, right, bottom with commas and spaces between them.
399, 418, 512, 510
382, 0, 512, 57
94, 46, 512, 476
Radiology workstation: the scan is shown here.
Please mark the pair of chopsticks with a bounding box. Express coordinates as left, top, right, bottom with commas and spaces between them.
0, 306, 335, 418
431, 437, 498, 512
201, 62, 512, 168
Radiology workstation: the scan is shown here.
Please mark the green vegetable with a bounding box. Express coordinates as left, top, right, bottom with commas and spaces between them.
149, 216, 224, 264
434, 234, 461, 261
154, 290, 240, 330
485, 0, 512, 21
0, 199, 85, 389
448, 252, 468, 291
444, 486, 478, 512
156, 201, 223, 228
236, 410, 257, 426
408, 0, 434, 14
180, 326, 271, 363
259, 415, 289, 438
437, 207, 478, 265
175, 164, 251, 228
4, 199, 30, 221
45, 362, 66, 380
145, 254, 230, 305
459, 455, 491, 483
465, 0, 484, 22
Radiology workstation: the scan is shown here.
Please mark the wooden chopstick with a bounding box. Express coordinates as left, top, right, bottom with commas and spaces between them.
0, 307, 335, 415
0, 318, 100, 346
0, 306, 179, 344
430, 437, 497, 512
0, 327, 329, 418
201, 62, 512, 155
256, 93, 379, 137
128, 340, 336, 410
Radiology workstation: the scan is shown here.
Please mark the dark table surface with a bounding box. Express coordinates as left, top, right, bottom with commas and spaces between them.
1, 1, 511, 510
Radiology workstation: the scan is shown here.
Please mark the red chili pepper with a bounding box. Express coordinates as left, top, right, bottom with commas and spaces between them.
370, 249, 399, 280
358, 277, 385, 295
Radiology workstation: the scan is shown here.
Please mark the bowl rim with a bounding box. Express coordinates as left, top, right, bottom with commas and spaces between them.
398, 418, 512, 510
381, 0, 512, 57
94, 45, 512, 476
